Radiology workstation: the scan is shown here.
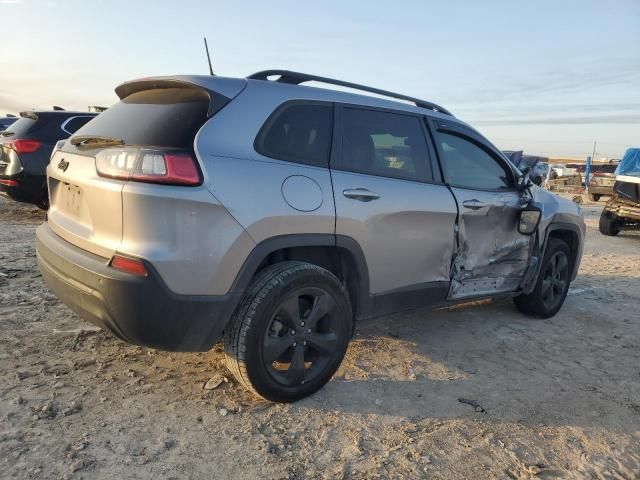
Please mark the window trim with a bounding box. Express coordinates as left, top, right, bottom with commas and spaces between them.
332, 103, 438, 185
428, 120, 519, 192
253, 99, 335, 167
60, 115, 96, 135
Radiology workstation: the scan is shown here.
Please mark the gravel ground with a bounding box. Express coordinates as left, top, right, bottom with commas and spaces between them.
0, 196, 639, 479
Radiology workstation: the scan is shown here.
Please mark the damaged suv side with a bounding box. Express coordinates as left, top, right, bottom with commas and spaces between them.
36, 71, 585, 402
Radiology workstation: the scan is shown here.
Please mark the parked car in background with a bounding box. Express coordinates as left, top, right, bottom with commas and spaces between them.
585, 163, 618, 201
0, 110, 98, 208
529, 162, 550, 186
502, 151, 549, 185
37, 71, 585, 402
588, 170, 615, 201
0, 115, 18, 131
600, 149, 640, 235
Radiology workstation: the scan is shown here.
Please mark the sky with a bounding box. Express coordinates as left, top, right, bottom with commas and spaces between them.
1, 0, 638, 159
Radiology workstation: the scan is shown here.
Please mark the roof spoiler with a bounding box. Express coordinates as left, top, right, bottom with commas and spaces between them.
19, 111, 38, 121
114, 77, 246, 117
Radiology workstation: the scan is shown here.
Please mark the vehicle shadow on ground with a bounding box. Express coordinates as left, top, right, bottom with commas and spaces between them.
295, 285, 639, 432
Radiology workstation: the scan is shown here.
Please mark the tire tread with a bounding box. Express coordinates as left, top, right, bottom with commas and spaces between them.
224, 261, 351, 401
514, 238, 572, 318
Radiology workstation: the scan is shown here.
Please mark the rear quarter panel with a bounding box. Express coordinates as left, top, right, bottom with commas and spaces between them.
119, 183, 255, 296
194, 82, 336, 244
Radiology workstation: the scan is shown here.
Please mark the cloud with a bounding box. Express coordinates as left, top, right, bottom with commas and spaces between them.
0, 93, 33, 113
0, 0, 22, 4
444, 57, 640, 107
473, 114, 640, 126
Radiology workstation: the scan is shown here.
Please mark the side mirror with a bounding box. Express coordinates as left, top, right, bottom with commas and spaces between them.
518, 204, 542, 236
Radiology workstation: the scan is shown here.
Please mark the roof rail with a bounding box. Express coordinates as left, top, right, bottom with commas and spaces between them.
248, 70, 453, 116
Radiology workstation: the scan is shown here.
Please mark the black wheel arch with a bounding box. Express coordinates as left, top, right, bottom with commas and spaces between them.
227, 234, 372, 321
542, 223, 583, 281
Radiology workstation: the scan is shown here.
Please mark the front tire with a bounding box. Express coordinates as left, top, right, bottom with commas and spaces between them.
599, 211, 620, 236
514, 238, 572, 318
224, 261, 352, 402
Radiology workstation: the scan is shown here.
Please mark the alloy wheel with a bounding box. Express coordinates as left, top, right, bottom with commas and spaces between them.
541, 251, 569, 309
262, 287, 340, 387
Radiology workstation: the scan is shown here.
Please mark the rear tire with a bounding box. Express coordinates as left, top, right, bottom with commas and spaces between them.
224, 261, 352, 402
514, 238, 572, 318
599, 211, 620, 236
589, 193, 601, 202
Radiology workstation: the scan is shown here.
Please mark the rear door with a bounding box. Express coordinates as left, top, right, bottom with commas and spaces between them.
429, 121, 531, 299
331, 105, 457, 314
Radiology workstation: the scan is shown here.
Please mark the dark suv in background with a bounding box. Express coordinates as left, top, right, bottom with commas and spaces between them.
0, 110, 97, 207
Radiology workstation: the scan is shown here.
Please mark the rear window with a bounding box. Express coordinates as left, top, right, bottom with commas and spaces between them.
71, 88, 210, 149
1, 117, 38, 138
593, 164, 617, 174
0, 118, 17, 130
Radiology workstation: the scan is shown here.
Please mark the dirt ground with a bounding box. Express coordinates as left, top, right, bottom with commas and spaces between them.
0, 195, 638, 480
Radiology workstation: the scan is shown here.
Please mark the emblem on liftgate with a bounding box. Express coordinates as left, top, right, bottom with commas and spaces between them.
57, 158, 69, 172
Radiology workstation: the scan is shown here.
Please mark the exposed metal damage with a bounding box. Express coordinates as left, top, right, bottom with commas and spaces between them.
449, 200, 533, 299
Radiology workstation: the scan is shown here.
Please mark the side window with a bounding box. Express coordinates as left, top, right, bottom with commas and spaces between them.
62, 116, 94, 134
340, 108, 432, 182
436, 132, 513, 190
255, 102, 333, 166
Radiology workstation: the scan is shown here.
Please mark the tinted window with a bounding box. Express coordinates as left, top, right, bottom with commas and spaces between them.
255, 102, 333, 166
62, 116, 94, 134
0, 118, 17, 130
72, 87, 210, 149
1, 117, 37, 138
436, 133, 513, 190
341, 108, 431, 182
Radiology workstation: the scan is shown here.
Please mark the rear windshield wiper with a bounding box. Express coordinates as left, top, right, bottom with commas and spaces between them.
70, 135, 124, 148
1, 131, 15, 137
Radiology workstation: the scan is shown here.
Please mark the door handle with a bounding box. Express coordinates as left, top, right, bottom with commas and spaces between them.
342, 188, 381, 202
462, 199, 489, 210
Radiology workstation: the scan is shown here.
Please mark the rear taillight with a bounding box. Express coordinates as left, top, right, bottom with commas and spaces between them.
95, 147, 201, 186
110, 255, 148, 277
0, 179, 19, 187
7, 139, 42, 154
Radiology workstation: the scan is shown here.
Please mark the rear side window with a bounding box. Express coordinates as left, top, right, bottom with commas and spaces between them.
1, 117, 37, 137
62, 116, 94, 134
340, 107, 432, 182
0, 118, 16, 130
255, 102, 333, 166
436, 132, 513, 190
72, 87, 210, 149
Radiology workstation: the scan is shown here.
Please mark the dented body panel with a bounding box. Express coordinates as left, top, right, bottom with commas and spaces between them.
529, 186, 586, 281
447, 187, 531, 299
445, 184, 585, 301
332, 172, 457, 294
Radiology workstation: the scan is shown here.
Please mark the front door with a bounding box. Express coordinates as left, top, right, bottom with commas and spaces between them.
431, 129, 531, 299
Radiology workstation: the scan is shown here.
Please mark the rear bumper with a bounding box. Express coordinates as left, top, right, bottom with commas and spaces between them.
588, 185, 613, 196
36, 223, 240, 351
0, 173, 47, 206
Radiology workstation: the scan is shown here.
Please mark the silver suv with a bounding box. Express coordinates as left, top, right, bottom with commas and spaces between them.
36, 70, 585, 402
